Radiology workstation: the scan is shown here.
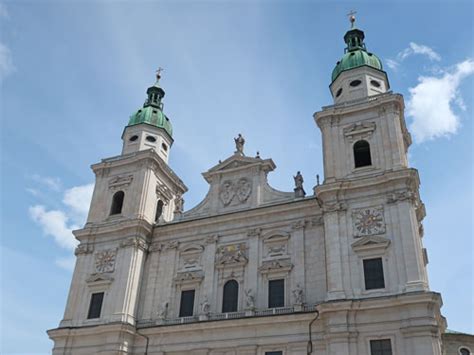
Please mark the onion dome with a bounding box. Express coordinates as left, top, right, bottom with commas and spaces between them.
331, 20, 383, 82
127, 69, 173, 137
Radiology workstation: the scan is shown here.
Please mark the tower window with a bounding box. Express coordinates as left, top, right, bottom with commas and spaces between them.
350, 79, 362, 87
155, 200, 164, 222
110, 191, 124, 215
146, 136, 157, 143
353, 140, 372, 168
336, 88, 343, 98
371, 80, 381, 88
129, 135, 139, 142
459, 348, 471, 355
370, 339, 392, 355
222, 280, 239, 313
87, 292, 104, 319
179, 289, 195, 317
161, 143, 168, 152
363, 258, 385, 290
268, 279, 284, 308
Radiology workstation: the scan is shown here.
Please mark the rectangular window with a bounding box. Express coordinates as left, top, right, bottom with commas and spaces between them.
268, 279, 284, 308
179, 289, 195, 317
87, 292, 104, 319
370, 339, 392, 355
265, 352, 283, 355
363, 258, 385, 290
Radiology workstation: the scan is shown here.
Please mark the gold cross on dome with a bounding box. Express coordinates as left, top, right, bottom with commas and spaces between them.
347, 10, 357, 28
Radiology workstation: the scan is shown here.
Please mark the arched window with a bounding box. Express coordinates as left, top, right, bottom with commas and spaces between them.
155, 200, 164, 222
460, 348, 471, 355
222, 280, 239, 313
353, 140, 372, 168
110, 191, 124, 215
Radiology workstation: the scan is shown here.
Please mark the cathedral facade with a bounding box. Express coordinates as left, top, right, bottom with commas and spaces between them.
48, 21, 449, 355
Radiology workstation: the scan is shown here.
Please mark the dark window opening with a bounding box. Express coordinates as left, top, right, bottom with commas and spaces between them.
222, 280, 239, 313
265, 352, 283, 355
146, 136, 157, 143
354, 140, 372, 168
110, 191, 124, 215
336, 88, 343, 98
129, 135, 139, 142
155, 200, 164, 222
161, 143, 168, 152
268, 279, 284, 308
370, 339, 392, 355
364, 258, 385, 290
87, 292, 104, 319
350, 79, 362, 87
460, 349, 470, 355
371, 80, 381, 88
152, 110, 157, 114
179, 289, 195, 317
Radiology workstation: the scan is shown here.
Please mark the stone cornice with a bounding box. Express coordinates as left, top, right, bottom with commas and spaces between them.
91, 149, 187, 194
74, 218, 153, 242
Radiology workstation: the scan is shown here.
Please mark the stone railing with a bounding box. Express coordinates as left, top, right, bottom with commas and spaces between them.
137, 304, 319, 328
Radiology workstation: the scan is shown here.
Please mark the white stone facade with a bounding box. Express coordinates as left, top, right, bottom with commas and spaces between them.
48, 31, 447, 355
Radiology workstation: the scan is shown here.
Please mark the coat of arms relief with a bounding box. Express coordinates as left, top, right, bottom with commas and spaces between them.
219, 178, 252, 206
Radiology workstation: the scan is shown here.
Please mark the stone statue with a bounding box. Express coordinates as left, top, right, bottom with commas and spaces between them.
293, 284, 304, 305
234, 134, 245, 155
174, 195, 184, 214
200, 296, 210, 315
293, 171, 306, 198
245, 289, 255, 310
158, 302, 168, 319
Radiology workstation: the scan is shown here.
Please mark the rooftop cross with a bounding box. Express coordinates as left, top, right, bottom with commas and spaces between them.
156, 67, 164, 81
347, 10, 357, 28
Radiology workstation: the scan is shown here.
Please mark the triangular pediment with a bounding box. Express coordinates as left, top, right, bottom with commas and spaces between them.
351, 235, 391, 254
86, 273, 114, 285
203, 154, 275, 182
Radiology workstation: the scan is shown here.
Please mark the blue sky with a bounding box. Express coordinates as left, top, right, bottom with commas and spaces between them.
1, 1, 473, 353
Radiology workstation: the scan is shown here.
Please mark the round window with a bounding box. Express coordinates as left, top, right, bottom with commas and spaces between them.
336, 88, 343, 97
370, 80, 381, 88
350, 80, 362, 87
129, 135, 139, 142
146, 136, 157, 143
161, 143, 168, 151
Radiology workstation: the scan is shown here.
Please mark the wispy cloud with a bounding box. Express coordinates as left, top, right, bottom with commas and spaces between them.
29, 183, 94, 268
0, 42, 14, 79
29, 174, 62, 191
386, 42, 441, 71
407, 59, 474, 143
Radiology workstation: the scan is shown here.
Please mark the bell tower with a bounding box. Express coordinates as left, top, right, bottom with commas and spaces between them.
50, 72, 187, 349
315, 17, 429, 302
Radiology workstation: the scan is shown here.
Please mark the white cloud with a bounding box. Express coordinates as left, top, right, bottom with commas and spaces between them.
29, 183, 94, 258
29, 205, 79, 250
63, 184, 94, 222
30, 174, 62, 191
55, 257, 76, 272
0, 42, 14, 79
407, 59, 474, 143
399, 42, 441, 62
386, 42, 441, 71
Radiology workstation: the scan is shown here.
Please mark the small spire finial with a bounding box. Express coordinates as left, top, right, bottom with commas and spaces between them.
155, 67, 164, 82
347, 10, 357, 28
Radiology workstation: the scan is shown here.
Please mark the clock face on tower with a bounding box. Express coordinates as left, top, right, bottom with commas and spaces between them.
352, 206, 386, 237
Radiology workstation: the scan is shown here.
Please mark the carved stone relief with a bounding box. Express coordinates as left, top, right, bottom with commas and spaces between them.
174, 270, 204, 284
219, 178, 252, 206
343, 121, 376, 143
258, 258, 293, 274
94, 249, 117, 273
179, 245, 204, 270
216, 243, 248, 267
108, 174, 133, 190
352, 206, 386, 237
263, 235, 289, 259
75, 242, 94, 256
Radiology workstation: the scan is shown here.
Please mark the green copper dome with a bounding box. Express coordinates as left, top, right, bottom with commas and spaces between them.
128, 106, 173, 137
127, 71, 173, 137
331, 26, 383, 82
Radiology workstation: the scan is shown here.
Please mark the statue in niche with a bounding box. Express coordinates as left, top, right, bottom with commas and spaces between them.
200, 296, 210, 315
245, 289, 255, 310
234, 134, 245, 155
293, 284, 304, 305
293, 171, 306, 198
